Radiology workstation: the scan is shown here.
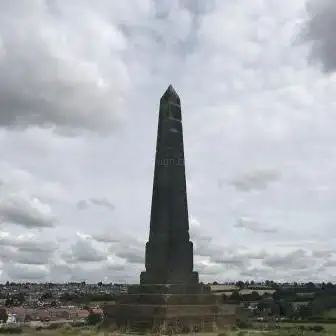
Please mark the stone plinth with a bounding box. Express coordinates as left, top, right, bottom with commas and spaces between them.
128, 283, 209, 295
103, 300, 240, 332
103, 285, 242, 333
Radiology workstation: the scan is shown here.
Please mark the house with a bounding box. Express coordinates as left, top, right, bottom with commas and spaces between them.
6, 307, 25, 323
77, 309, 89, 320
91, 308, 103, 317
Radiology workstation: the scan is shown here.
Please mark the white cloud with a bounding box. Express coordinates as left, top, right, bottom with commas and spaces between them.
0, 192, 56, 228
3, 264, 49, 281
109, 239, 145, 265
228, 169, 281, 192
0, 0, 335, 282
302, 0, 336, 72
235, 216, 278, 234
64, 235, 108, 264
0, 1, 129, 134
0, 232, 58, 253
76, 197, 115, 211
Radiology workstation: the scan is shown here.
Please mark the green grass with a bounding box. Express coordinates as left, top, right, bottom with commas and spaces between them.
324, 308, 336, 318
9, 323, 336, 336
250, 322, 336, 335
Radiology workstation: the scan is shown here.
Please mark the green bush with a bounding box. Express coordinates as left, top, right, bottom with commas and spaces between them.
217, 332, 228, 336
86, 312, 102, 326
236, 320, 250, 329
237, 331, 247, 336
310, 325, 325, 332
0, 327, 22, 334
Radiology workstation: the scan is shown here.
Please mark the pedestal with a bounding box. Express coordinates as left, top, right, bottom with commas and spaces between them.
103, 284, 243, 333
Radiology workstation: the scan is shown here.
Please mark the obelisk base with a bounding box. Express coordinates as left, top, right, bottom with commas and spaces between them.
103, 285, 244, 333
140, 271, 199, 286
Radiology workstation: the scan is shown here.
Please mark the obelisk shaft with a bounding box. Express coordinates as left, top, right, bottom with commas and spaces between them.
140, 85, 198, 285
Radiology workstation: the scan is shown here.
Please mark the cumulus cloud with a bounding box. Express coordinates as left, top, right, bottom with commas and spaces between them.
211, 253, 249, 269
0, 163, 65, 204
0, 233, 58, 269
195, 260, 224, 276
229, 169, 280, 192
235, 246, 336, 282
263, 249, 313, 270
0, 233, 58, 253
312, 249, 335, 259
234, 216, 278, 234
302, 0, 336, 72
110, 240, 145, 265
64, 236, 108, 264
10, 251, 52, 266
3, 263, 49, 281
0, 0, 335, 283
190, 218, 213, 245
90, 229, 139, 244
61, 263, 127, 283
77, 197, 115, 211
90, 232, 120, 243
189, 217, 223, 258
0, 1, 129, 134
0, 193, 56, 228
91, 231, 146, 265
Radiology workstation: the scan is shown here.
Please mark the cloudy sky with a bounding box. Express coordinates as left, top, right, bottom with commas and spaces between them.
0, 0, 336, 284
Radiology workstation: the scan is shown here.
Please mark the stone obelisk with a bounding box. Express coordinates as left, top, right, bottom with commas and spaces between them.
103, 86, 242, 332
140, 85, 199, 285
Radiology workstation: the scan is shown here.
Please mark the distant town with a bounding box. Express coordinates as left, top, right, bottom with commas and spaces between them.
1, 280, 336, 331
0, 281, 127, 330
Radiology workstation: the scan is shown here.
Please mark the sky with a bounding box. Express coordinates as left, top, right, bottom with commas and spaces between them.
0, 0, 336, 284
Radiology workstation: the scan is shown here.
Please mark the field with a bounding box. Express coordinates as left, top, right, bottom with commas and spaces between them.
324, 308, 336, 318
5, 322, 336, 335
209, 285, 276, 297
244, 321, 336, 335
239, 289, 275, 296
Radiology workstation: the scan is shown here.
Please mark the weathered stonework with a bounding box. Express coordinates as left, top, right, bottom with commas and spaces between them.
140, 85, 198, 285
103, 284, 243, 332
103, 86, 243, 332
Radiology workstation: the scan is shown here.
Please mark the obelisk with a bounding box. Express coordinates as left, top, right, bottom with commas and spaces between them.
103, 86, 240, 332
140, 85, 199, 285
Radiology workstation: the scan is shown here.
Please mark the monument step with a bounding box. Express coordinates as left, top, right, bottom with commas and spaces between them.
127, 283, 211, 294
117, 293, 219, 305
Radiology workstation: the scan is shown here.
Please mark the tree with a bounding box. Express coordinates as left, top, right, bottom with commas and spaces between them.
25, 314, 32, 322
235, 281, 244, 289
13, 292, 25, 304
60, 292, 81, 303
271, 302, 280, 316
40, 291, 53, 300
306, 282, 316, 290
87, 312, 102, 326
297, 303, 313, 318
257, 300, 268, 312
249, 291, 261, 301
230, 290, 241, 301
4, 298, 12, 306
0, 308, 7, 323
279, 300, 294, 318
